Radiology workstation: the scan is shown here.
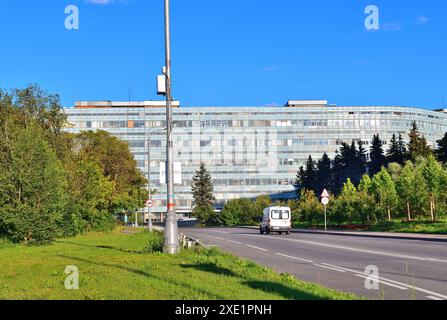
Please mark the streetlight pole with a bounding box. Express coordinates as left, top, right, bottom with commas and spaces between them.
147, 134, 153, 232
163, 0, 179, 254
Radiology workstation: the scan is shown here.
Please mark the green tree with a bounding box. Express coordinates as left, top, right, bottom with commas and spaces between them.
253, 196, 272, 218
294, 166, 306, 197
296, 190, 323, 225
371, 167, 398, 221
303, 156, 317, 192
220, 198, 256, 226
65, 155, 115, 233
387, 162, 402, 182
74, 130, 147, 213
315, 153, 332, 195
408, 122, 432, 161
369, 134, 386, 176
420, 155, 445, 221
340, 179, 358, 224
357, 174, 376, 224
435, 132, 447, 164
0, 123, 67, 243
395, 162, 429, 221
387, 133, 406, 165
191, 163, 216, 225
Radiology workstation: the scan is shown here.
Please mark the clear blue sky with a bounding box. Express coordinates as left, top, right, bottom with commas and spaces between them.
0, 0, 446, 109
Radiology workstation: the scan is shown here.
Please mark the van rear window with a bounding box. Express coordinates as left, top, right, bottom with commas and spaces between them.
271, 210, 290, 219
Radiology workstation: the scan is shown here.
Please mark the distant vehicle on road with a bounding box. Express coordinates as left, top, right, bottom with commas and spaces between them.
260, 207, 292, 235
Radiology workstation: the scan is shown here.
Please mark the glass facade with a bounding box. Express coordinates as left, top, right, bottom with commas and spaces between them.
64, 101, 447, 213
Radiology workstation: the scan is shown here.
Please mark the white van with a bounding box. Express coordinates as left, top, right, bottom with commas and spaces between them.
260, 207, 292, 235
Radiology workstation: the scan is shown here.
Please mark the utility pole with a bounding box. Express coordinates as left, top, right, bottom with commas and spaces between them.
163, 0, 179, 254
147, 135, 153, 232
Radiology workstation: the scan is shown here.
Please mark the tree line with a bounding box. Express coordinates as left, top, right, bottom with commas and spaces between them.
295, 122, 444, 196
191, 122, 447, 226
0, 85, 147, 244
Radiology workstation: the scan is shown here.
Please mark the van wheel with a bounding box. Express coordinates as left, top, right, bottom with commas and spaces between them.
286, 232, 290, 235
260, 227, 264, 235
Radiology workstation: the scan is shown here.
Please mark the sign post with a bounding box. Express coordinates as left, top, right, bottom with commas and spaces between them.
321, 189, 330, 231
146, 199, 154, 232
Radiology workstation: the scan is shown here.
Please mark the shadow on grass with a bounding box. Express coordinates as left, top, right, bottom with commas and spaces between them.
57, 254, 227, 299
243, 280, 327, 300
180, 262, 333, 300
57, 241, 148, 255
181, 263, 238, 277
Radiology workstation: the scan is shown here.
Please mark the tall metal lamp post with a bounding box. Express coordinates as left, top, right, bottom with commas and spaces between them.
162, 0, 179, 254
146, 128, 168, 232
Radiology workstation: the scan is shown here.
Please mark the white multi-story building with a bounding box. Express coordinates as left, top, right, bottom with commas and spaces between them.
64, 100, 447, 214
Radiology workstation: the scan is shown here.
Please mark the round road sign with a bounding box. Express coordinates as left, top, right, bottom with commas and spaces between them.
321, 197, 330, 206
146, 199, 155, 208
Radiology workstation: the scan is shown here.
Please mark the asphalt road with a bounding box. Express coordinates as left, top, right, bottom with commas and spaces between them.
180, 227, 447, 300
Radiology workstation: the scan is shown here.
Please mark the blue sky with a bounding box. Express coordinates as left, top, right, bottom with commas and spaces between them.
0, 0, 446, 109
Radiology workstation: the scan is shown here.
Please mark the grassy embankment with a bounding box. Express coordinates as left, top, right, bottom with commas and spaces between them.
0, 229, 356, 300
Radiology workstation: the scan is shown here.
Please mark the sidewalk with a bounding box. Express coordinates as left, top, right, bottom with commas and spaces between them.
241, 226, 447, 242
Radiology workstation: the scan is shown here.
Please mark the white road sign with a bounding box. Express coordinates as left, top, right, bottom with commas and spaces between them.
321, 189, 330, 199
146, 199, 155, 208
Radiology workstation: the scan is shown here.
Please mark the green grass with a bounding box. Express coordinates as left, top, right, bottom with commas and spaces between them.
368, 220, 447, 234
0, 229, 357, 300
292, 220, 447, 234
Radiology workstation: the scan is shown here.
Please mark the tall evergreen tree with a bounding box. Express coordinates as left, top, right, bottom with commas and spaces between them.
387, 133, 400, 165
357, 141, 368, 174
191, 163, 216, 224
408, 121, 432, 161
303, 156, 317, 192
331, 151, 344, 195
397, 134, 407, 161
369, 134, 386, 176
315, 153, 332, 194
435, 132, 447, 164
294, 166, 306, 198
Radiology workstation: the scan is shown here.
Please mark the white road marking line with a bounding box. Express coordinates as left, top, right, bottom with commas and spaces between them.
210, 230, 230, 234
243, 234, 447, 263
427, 296, 444, 301
354, 274, 409, 291
321, 263, 362, 273
227, 240, 242, 245
313, 264, 347, 273
275, 253, 314, 263
321, 263, 447, 300
246, 244, 269, 252
212, 236, 226, 241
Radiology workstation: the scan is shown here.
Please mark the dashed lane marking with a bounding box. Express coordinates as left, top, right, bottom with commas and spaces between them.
322, 263, 447, 300
227, 240, 242, 245
313, 263, 347, 273
246, 244, 269, 252
275, 253, 314, 263
354, 274, 408, 291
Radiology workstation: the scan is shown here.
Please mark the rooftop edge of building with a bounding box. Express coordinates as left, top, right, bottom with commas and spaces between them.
71, 100, 446, 114
74, 101, 181, 108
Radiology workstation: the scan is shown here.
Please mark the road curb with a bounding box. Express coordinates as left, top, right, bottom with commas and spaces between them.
237, 226, 447, 243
